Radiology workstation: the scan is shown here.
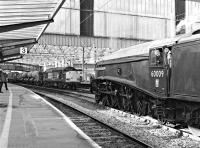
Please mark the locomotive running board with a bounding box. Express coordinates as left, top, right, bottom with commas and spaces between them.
96, 76, 167, 100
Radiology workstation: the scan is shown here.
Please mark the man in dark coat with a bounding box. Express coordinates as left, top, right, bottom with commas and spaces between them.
0, 69, 3, 93
2, 71, 8, 91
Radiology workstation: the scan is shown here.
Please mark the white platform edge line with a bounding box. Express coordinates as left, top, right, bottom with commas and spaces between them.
24, 88, 101, 148
0, 88, 13, 148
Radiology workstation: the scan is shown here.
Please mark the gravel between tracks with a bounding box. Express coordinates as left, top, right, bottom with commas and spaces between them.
35, 90, 200, 148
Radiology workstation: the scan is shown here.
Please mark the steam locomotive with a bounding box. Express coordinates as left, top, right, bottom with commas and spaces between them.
92, 33, 200, 135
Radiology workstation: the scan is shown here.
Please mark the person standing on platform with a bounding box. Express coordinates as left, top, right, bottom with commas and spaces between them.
2, 71, 8, 91
0, 69, 3, 93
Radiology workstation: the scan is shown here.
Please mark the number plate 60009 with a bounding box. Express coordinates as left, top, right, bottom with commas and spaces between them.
151, 70, 164, 78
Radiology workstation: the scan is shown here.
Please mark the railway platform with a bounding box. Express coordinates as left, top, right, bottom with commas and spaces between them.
0, 83, 98, 148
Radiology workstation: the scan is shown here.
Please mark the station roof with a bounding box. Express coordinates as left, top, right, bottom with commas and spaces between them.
0, 0, 65, 63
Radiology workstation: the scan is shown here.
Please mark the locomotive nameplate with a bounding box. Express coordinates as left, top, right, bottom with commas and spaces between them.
151, 70, 164, 78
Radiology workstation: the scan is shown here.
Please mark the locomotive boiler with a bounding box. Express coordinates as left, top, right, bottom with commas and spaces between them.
92, 33, 200, 135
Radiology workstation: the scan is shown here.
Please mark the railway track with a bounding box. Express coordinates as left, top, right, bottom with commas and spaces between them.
17, 83, 94, 100
40, 94, 150, 148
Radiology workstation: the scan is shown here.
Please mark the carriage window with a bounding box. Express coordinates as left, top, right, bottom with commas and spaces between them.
150, 49, 163, 66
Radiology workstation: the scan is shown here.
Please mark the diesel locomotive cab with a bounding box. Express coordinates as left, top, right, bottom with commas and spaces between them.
149, 47, 171, 97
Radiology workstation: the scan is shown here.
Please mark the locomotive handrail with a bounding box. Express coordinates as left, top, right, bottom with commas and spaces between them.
97, 56, 149, 65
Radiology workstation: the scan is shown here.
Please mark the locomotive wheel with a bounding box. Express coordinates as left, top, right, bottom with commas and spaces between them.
95, 90, 102, 104
127, 97, 132, 112
121, 97, 126, 111
102, 96, 107, 106
72, 84, 77, 90
95, 95, 100, 104
111, 91, 120, 109
90, 81, 97, 94
58, 83, 62, 89
110, 95, 118, 108
63, 84, 67, 89
136, 99, 149, 116
102, 95, 111, 106
90, 87, 93, 94
135, 100, 143, 115
121, 97, 131, 111
156, 112, 167, 125
117, 95, 123, 110
158, 118, 167, 125
146, 101, 154, 117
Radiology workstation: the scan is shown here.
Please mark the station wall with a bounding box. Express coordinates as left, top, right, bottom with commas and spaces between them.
186, 0, 200, 18
94, 0, 175, 40
46, 0, 80, 35
45, 0, 175, 41
175, 0, 200, 34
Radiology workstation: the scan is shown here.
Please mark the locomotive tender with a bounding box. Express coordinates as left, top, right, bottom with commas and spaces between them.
92, 33, 200, 133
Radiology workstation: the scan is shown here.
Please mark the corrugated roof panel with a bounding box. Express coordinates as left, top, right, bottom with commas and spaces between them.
0, 0, 65, 40
0, 0, 66, 62
0, 25, 45, 39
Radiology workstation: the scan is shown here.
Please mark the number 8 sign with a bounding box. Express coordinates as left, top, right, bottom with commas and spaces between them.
20, 47, 27, 54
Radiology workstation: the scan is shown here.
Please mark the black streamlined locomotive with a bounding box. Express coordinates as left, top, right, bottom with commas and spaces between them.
92, 33, 200, 135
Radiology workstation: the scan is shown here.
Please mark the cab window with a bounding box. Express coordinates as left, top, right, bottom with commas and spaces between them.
150, 48, 163, 66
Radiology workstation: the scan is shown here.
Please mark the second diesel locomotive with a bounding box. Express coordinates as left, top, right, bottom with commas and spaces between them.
43, 66, 81, 89
92, 33, 200, 135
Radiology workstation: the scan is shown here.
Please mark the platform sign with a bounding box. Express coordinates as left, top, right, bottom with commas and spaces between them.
20, 47, 27, 54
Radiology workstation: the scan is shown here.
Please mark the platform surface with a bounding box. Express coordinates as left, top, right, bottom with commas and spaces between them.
0, 84, 95, 148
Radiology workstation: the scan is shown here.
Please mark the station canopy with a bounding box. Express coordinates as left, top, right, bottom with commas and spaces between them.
0, 0, 65, 63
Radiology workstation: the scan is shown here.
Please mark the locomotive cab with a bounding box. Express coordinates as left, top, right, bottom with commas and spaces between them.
149, 47, 171, 97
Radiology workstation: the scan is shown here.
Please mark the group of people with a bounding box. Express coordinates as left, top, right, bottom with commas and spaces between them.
0, 69, 8, 93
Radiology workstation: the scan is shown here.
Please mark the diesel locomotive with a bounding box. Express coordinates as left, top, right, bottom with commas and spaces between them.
43, 66, 81, 89
92, 33, 200, 135
8, 66, 81, 90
